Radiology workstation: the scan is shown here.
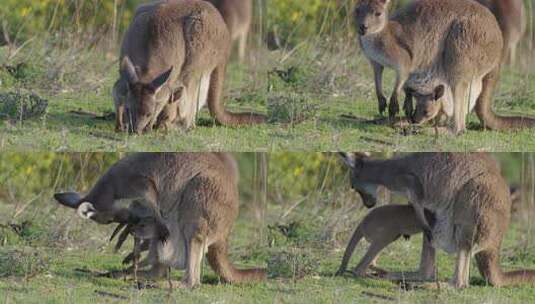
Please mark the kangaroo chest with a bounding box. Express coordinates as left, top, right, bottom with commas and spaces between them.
431, 208, 457, 254
359, 36, 396, 68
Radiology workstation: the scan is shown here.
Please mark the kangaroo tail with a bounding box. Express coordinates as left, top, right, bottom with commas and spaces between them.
336, 225, 365, 275
475, 67, 535, 130
206, 240, 266, 284
476, 249, 535, 287
207, 64, 266, 126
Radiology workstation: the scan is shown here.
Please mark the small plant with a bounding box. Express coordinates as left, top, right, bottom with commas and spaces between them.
267, 93, 318, 124
0, 91, 48, 121
0, 246, 49, 278
267, 248, 319, 279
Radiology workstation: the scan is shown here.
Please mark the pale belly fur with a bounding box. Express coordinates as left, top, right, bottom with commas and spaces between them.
154, 220, 211, 269
178, 72, 211, 129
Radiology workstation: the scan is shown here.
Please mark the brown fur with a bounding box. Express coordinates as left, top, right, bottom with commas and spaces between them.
206, 0, 252, 61
336, 204, 436, 281
54, 153, 266, 288
476, 0, 527, 65
340, 152, 535, 288
355, 0, 535, 133
113, 0, 265, 134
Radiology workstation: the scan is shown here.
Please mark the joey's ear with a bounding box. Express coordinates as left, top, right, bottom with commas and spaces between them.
339, 152, 356, 168
149, 67, 173, 93
54, 192, 83, 209
339, 152, 371, 168
121, 56, 140, 85
377, 0, 390, 6
170, 86, 185, 103
434, 85, 445, 101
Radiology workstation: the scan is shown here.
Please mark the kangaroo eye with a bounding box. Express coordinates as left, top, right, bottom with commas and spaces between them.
375, 12, 382, 17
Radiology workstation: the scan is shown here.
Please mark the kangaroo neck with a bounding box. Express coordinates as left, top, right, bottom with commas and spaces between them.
358, 158, 409, 187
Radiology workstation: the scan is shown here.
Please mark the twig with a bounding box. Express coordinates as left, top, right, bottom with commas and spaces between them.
94, 290, 128, 300
361, 291, 395, 301
281, 196, 308, 219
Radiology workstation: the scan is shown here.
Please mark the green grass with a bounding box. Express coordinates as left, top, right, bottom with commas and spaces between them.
2, 194, 535, 304
1, 40, 535, 152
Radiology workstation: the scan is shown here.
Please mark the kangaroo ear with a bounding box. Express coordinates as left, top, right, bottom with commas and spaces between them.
54, 192, 83, 209
405, 87, 415, 96
149, 67, 173, 93
377, 0, 390, 6
434, 85, 445, 101
121, 56, 140, 85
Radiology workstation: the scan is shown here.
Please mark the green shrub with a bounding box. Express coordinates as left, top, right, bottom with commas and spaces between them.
0, 246, 49, 278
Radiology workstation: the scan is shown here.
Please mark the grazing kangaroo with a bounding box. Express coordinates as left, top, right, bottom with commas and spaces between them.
336, 204, 437, 281
340, 152, 535, 288
476, 0, 527, 65
355, 0, 535, 133
112, 0, 265, 134
207, 0, 252, 62
54, 153, 266, 288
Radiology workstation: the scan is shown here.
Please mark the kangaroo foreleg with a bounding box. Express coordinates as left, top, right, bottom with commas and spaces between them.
372, 62, 387, 115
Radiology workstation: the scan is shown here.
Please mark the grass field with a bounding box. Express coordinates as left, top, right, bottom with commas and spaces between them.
1, 159, 535, 304
2, 197, 535, 303
1, 38, 534, 152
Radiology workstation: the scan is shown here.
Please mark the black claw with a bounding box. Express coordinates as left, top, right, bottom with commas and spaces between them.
110, 223, 127, 242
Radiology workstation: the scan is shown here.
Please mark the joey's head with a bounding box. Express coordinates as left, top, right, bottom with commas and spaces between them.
54, 192, 123, 224
126, 200, 169, 242
354, 0, 390, 36
120, 56, 184, 134
410, 85, 445, 125
339, 152, 379, 208
53, 192, 162, 232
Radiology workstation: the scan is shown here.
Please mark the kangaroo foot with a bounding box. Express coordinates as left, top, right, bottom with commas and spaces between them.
388, 96, 400, 119
381, 271, 435, 282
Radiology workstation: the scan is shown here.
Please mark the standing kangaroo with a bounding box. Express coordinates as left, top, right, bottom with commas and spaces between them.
112, 0, 265, 134
207, 0, 252, 62
54, 153, 266, 288
340, 152, 535, 288
355, 0, 535, 133
476, 0, 527, 65
335, 204, 437, 281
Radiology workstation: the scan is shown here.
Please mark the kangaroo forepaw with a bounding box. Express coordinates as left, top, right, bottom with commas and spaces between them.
378, 96, 388, 115
403, 98, 414, 119
388, 97, 400, 119
335, 268, 346, 276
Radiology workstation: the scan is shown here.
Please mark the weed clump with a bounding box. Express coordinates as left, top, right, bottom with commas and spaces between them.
267, 248, 319, 279
267, 93, 318, 124
0, 91, 48, 121
0, 246, 49, 278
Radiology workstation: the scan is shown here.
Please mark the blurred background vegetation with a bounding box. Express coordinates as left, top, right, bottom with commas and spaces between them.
0, 152, 532, 214
2, 1, 532, 47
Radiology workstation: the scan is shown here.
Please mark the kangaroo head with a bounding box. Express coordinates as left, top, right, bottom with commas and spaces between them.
339, 152, 379, 208
354, 0, 390, 36
120, 56, 184, 134
410, 85, 445, 125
